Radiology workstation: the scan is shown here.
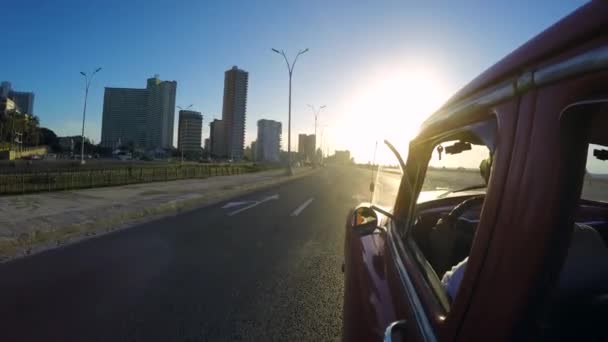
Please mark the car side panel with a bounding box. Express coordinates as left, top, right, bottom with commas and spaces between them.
343, 210, 424, 341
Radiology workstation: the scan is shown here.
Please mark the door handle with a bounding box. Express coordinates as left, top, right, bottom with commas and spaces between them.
384, 320, 407, 342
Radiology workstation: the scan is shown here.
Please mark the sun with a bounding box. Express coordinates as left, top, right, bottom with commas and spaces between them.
338, 65, 450, 164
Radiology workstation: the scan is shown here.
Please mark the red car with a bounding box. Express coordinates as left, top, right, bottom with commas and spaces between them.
343, 2, 608, 341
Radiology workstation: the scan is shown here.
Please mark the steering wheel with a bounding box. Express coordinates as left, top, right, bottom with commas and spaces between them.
433, 195, 485, 231
429, 196, 485, 276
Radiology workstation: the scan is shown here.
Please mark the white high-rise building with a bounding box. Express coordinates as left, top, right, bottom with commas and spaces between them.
101, 76, 177, 150
256, 119, 282, 163
146, 76, 177, 149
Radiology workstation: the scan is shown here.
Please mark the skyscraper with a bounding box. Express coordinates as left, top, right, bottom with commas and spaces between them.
209, 119, 226, 158
10, 92, 35, 114
178, 110, 203, 156
298, 134, 316, 163
203, 138, 210, 156
221, 66, 248, 160
0, 82, 11, 98
146, 76, 177, 149
101, 88, 148, 149
101, 76, 176, 150
256, 119, 282, 163
0, 81, 35, 114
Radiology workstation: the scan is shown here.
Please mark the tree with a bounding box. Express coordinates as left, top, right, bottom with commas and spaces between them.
39, 127, 59, 151
0, 111, 41, 147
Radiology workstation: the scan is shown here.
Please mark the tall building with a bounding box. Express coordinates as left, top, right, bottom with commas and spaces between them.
256, 119, 282, 163
251, 141, 257, 161
178, 110, 203, 155
0, 81, 35, 114
101, 76, 177, 150
101, 88, 148, 149
222, 66, 248, 160
209, 119, 226, 158
0, 82, 11, 98
11, 92, 35, 114
146, 76, 177, 149
298, 134, 316, 163
333, 150, 352, 164
203, 138, 210, 156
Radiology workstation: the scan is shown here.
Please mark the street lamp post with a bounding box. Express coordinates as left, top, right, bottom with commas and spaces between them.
272, 48, 309, 176
79, 67, 102, 165
319, 124, 328, 158
307, 104, 326, 153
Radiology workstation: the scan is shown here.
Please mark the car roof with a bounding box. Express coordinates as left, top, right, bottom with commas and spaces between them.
419, 1, 608, 136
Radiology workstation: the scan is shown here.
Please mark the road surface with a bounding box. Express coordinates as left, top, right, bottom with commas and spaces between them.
0, 165, 375, 342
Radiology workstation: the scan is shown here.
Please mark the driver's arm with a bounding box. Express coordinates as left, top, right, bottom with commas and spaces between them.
441, 257, 468, 301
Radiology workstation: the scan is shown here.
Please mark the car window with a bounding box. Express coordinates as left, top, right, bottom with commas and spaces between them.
418, 142, 491, 203
582, 143, 608, 203
538, 107, 608, 341
404, 118, 497, 311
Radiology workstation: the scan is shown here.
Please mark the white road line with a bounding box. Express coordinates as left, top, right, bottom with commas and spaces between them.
222, 201, 255, 209
290, 198, 314, 217
228, 194, 279, 216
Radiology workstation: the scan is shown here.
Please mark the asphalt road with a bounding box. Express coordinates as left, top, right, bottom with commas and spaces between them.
0, 165, 374, 342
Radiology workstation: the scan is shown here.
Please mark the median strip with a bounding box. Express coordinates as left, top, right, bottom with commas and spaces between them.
0, 167, 319, 262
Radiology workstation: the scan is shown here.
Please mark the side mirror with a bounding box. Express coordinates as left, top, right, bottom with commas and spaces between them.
352, 206, 379, 235
369, 182, 375, 193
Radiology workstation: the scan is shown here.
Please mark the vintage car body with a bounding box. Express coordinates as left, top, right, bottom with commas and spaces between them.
342, 2, 608, 341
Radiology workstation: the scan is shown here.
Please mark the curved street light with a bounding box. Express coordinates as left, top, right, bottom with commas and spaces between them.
307, 104, 326, 153
79, 67, 102, 164
272, 48, 309, 175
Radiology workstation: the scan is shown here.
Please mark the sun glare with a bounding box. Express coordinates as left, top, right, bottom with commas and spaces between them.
339, 65, 450, 164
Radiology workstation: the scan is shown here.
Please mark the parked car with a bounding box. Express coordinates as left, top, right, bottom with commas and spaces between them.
343, 3, 608, 341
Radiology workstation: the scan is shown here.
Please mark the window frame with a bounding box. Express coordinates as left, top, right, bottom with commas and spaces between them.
395, 117, 499, 315
530, 99, 608, 339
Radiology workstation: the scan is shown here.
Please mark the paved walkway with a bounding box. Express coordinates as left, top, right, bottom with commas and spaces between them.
0, 167, 314, 261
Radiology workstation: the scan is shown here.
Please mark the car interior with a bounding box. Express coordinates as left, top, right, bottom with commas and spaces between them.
407, 112, 608, 340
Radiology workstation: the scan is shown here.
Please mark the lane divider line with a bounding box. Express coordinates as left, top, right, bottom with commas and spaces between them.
222, 201, 255, 209
290, 198, 314, 217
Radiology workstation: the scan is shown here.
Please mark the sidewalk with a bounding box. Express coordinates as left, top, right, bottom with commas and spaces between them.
0, 167, 315, 261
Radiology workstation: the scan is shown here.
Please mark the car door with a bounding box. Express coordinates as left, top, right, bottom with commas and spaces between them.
343, 145, 431, 342
385, 113, 510, 342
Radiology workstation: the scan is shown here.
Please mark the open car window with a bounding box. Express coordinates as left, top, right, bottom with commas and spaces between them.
403, 118, 497, 313
537, 103, 608, 341
582, 143, 608, 203
418, 141, 491, 203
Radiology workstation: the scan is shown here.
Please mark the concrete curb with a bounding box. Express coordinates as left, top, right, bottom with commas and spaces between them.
0, 168, 319, 263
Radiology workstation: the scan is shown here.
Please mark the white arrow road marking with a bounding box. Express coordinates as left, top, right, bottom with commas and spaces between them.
227, 194, 280, 216
222, 201, 256, 209
290, 198, 314, 216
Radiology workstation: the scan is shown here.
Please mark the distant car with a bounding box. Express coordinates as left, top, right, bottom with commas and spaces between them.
343, 3, 608, 341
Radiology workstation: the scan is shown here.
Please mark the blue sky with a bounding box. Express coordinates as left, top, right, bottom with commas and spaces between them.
3, 0, 587, 161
